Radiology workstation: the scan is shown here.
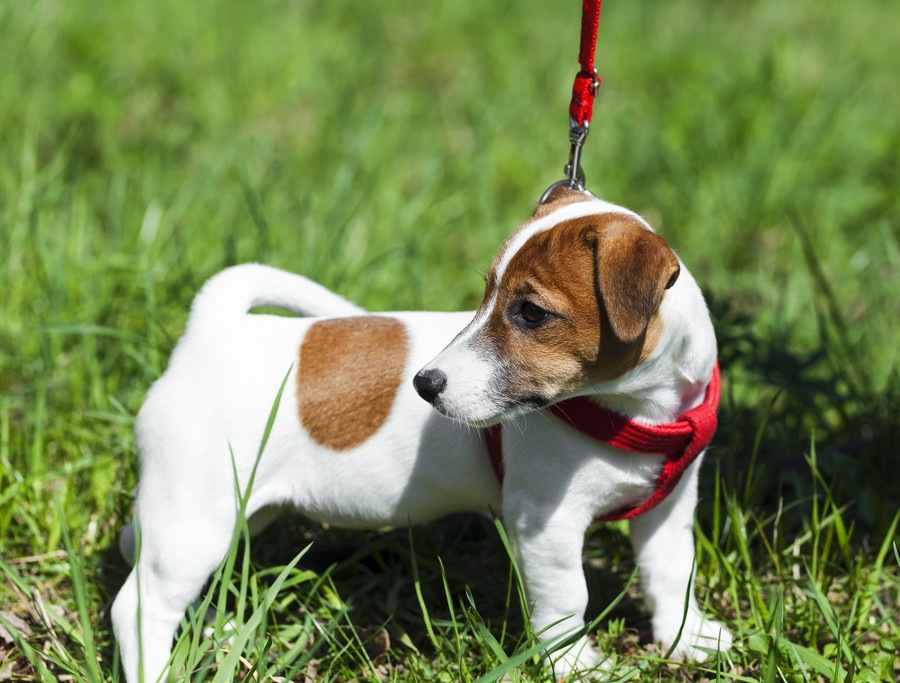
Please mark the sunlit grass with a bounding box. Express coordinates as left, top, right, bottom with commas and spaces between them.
0, 0, 897, 680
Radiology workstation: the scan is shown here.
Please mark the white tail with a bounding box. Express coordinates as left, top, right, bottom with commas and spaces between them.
189, 263, 366, 327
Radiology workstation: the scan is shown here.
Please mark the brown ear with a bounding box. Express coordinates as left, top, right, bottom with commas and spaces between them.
592, 217, 680, 343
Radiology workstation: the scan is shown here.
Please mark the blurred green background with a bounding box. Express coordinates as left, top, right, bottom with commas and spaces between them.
2, 0, 896, 528
0, 0, 897, 679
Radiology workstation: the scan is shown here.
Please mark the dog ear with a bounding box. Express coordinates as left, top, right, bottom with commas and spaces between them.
591, 217, 680, 344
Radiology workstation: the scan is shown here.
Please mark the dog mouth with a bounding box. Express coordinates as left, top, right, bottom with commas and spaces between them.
429, 391, 550, 428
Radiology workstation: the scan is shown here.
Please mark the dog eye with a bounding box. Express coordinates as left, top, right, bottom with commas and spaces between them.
520, 300, 550, 325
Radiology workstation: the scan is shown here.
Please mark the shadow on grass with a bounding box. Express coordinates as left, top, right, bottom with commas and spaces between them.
706, 292, 899, 538
246, 512, 652, 662
251, 512, 521, 636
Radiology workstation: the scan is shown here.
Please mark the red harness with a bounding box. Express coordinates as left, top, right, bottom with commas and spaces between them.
483, 363, 721, 522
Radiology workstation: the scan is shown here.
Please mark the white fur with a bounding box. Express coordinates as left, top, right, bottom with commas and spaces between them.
112, 203, 731, 683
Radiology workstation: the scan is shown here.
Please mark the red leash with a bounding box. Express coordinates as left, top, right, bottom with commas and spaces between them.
541, 0, 603, 201
484, 363, 721, 522
569, 0, 603, 128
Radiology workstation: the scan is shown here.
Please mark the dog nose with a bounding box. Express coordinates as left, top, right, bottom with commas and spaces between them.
413, 368, 447, 404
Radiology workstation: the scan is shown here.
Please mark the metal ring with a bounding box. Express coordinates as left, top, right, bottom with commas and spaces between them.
539, 178, 594, 205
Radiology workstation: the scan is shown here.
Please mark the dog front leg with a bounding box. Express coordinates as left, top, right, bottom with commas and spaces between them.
505, 501, 599, 678
628, 456, 732, 660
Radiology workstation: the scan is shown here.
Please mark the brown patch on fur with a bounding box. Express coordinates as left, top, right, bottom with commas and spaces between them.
479, 188, 595, 313
480, 214, 677, 403
297, 316, 409, 450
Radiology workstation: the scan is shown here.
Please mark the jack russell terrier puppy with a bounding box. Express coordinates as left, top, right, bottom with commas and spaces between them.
112, 188, 731, 682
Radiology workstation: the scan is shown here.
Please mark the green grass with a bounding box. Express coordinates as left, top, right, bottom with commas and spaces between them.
1, 0, 898, 680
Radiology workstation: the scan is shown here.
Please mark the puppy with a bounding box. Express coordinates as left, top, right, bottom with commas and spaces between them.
112, 189, 731, 682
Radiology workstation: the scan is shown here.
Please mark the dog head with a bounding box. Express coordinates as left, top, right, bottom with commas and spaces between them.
413, 190, 681, 425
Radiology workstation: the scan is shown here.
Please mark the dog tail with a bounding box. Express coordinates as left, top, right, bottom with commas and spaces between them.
190, 263, 366, 325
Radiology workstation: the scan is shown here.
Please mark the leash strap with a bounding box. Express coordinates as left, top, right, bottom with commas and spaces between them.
483, 362, 720, 523
569, 0, 603, 127
541, 0, 603, 200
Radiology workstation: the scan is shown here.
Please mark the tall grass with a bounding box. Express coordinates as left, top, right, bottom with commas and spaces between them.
0, 0, 897, 680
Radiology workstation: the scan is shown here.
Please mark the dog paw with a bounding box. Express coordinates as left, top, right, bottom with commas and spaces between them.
655, 610, 732, 661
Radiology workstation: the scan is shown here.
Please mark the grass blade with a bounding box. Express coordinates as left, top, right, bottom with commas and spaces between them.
210, 545, 311, 683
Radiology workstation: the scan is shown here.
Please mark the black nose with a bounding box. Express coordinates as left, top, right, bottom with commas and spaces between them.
413, 368, 447, 404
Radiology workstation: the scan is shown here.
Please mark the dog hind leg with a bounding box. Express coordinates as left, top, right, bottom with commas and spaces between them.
112, 496, 236, 683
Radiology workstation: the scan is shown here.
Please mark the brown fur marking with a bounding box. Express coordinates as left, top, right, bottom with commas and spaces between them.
297, 316, 409, 451
482, 213, 676, 403
480, 187, 596, 314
